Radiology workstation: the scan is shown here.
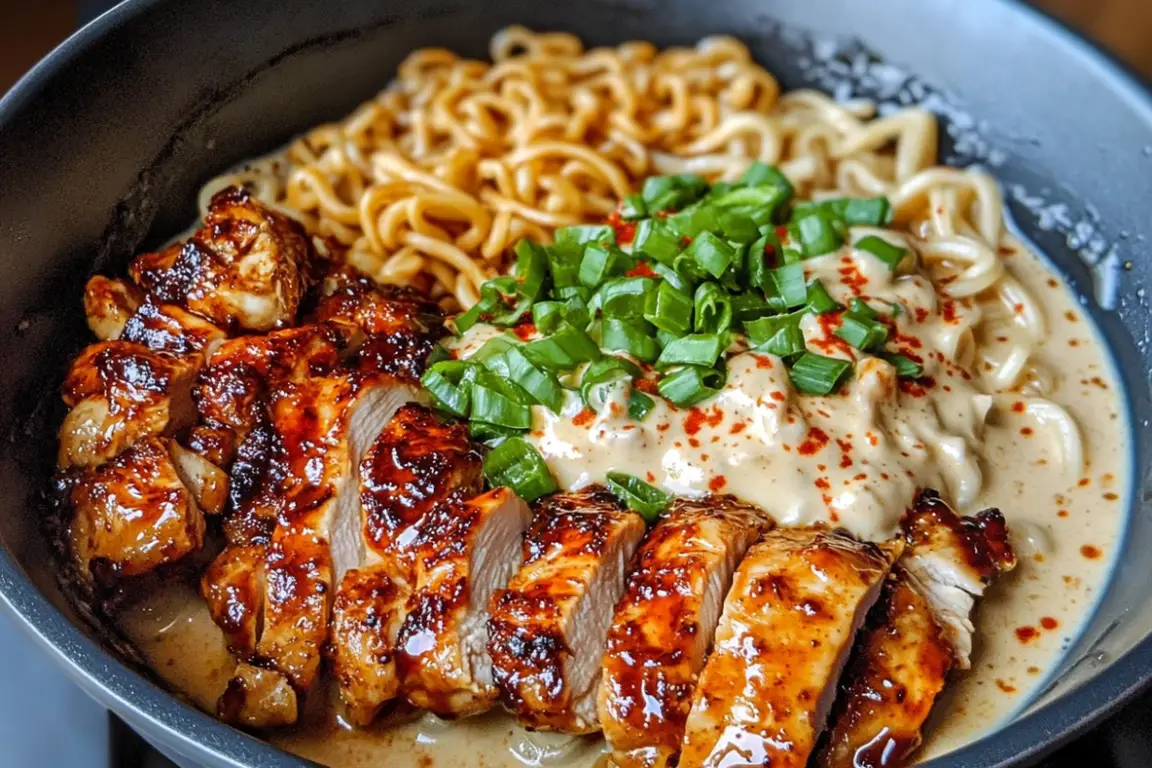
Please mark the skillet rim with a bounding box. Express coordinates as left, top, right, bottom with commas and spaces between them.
0, 0, 1149, 765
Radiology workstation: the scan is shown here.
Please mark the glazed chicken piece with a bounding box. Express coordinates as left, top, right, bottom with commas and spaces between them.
816, 491, 1016, 768
68, 436, 206, 586
58, 340, 198, 469
119, 300, 228, 357
488, 488, 647, 734
679, 528, 898, 768
130, 186, 313, 332
397, 487, 532, 717
330, 403, 483, 726
168, 441, 229, 515
83, 275, 143, 341
201, 544, 266, 656
599, 498, 766, 768
311, 267, 446, 380
218, 662, 298, 729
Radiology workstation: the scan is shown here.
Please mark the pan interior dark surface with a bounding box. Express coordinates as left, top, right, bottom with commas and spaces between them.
0, 0, 1149, 766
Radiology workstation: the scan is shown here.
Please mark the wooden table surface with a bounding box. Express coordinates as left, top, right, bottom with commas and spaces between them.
2, 0, 1152, 93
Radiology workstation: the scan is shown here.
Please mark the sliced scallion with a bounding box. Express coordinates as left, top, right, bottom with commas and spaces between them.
483, 437, 558, 502
886, 353, 924, 379
470, 370, 534, 429
796, 213, 843, 257
656, 333, 725, 370
522, 322, 601, 370
620, 194, 648, 221
770, 263, 808, 309
657, 365, 726, 407
602, 317, 660, 362
694, 282, 733, 334
834, 315, 889, 352
856, 235, 908, 271
605, 472, 671, 523
514, 239, 550, 301
632, 218, 683, 265
686, 232, 737, 279
805, 280, 841, 314
627, 389, 655, 421
644, 280, 694, 336
789, 352, 853, 395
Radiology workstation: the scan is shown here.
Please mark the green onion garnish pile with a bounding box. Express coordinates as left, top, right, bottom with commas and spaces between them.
420, 162, 922, 510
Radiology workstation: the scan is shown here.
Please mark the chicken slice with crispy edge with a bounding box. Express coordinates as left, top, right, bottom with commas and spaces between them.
59, 341, 199, 469
68, 436, 207, 588
311, 267, 446, 381
119, 300, 229, 357
397, 487, 532, 717
214, 373, 421, 725
217, 662, 298, 729
488, 487, 647, 734
815, 491, 1017, 768
679, 528, 899, 768
130, 186, 314, 332
83, 275, 143, 341
599, 497, 767, 768
201, 543, 266, 657
330, 403, 483, 726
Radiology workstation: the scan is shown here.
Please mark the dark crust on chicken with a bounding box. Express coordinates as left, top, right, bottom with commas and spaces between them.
815, 571, 953, 768
259, 532, 332, 691
120, 301, 227, 356
201, 544, 266, 658
61, 340, 194, 408
902, 489, 1017, 582
360, 403, 483, 556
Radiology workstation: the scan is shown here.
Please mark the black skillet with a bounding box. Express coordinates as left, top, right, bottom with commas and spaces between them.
0, 0, 1150, 765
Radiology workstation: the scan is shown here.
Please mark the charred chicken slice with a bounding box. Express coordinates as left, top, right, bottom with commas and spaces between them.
330, 403, 483, 726
679, 529, 898, 768
83, 275, 143, 341
397, 488, 532, 718
130, 186, 313, 332
201, 543, 266, 657
816, 491, 1017, 768
67, 436, 206, 586
59, 341, 198, 469
119, 301, 228, 357
600, 498, 766, 768
311, 267, 446, 381
488, 488, 646, 734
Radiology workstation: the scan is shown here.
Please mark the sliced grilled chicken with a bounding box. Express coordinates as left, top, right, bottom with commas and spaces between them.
83, 275, 143, 341
679, 528, 897, 768
68, 436, 206, 586
119, 301, 228, 357
130, 186, 313, 332
201, 544, 266, 657
488, 488, 646, 734
816, 491, 1017, 768
312, 267, 446, 381
252, 374, 420, 693
218, 662, 298, 728
168, 441, 229, 515
331, 403, 483, 726
397, 487, 532, 717
600, 497, 766, 768
59, 341, 198, 469
899, 490, 1016, 666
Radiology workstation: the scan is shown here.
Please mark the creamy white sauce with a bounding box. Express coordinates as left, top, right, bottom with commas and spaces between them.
117, 234, 1131, 766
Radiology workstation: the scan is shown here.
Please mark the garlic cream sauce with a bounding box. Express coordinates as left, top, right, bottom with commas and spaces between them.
117, 233, 1130, 765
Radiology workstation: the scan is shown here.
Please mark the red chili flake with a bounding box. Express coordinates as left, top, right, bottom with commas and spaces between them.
684, 408, 706, 436
835, 438, 853, 467
513, 322, 537, 341
880, 472, 890, 480
1057, 509, 1069, 518
1011, 401, 1025, 413
657, 423, 670, 433
708, 475, 728, 492
892, 330, 924, 350
814, 477, 831, 490
1065, 310, 1079, 323
688, 438, 701, 448
730, 422, 747, 435
941, 301, 960, 324
898, 376, 935, 397
769, 391, 786, 402
705, 407, 724, 428
646, 472, 656, 483
1078, 477, 1091, 487
572, 409, 595, 427
1015, 626, 1038, 644
996, 680, 1017, 694
812, 311, 854, 356
1080, 545, 1102, 559
681, 235, 693, 246
607, 210, 636, 244
914, 307, 929, 323
1020, 427, 1034, 436
763, 242, 778, 268
837, 262, 868, 296
866, 432, 879, 447
798, 427, 830, 456
775, 225, 789, 239
1104, 492, 1119, 501
635, 378, 660, 394
754, 354, 774, 369
1040, 617, 1059, 630
625, 262, 658, 278
1013, 303, 1025, 315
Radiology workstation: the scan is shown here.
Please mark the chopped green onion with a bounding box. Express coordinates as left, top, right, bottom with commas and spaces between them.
651, 261, 691, 292
483, 437, 558, 502
627, 389, 655, 421
805, 280, 841, 314
656, 334, 725, 369
856, 235, 908, 271
605, 472, 671, 523
694, 282, 733, 334
738, 162, 795, 202
716, 209, 760, 242
514, 240, 550, 301
493, 347, 565, 412
796, 213, 843, 256
789, 352, 853, 395
546, 243, 583, 289
522, 322, 601, 370
579, 242, 632, 287
620, 194, 648, 221
780, 247, 805, 265
841, 197, 892, 226
770, 263, 808, 309
657, 365, 726, 407
642, 174, 709, 213
745, 311, 808, 360
747, 232, 780, 292
532, 301, 564, 335
602, 317, 660, 362
667, 204, 719, 240
420, 360, 474, 417
555, 224, 614, 246
600, 277, 656, 319
847, 298, 880, 321
632, 218, 683, 265
756, 324, 806, 359
886, 353, 924, 379
470, 335, 519, 370
685, 232, 737, 279
834, 315, 889, 352
730, 291, 774, 323
469, 421, 522, 443
470, 370, 533, 429
580, 357, 642, 410
425, 343, 452, 366
644, 281, 694, 336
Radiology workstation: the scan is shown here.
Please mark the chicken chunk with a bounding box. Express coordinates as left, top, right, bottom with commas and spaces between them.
119, 301, 228, 357
169, 442, 229, 515
217, 662, 298, 729
68, 437, 206, 586
83, 275, 143, 341
251, 374, 420, 694
600, 498, 766, 768
59, 341, 198, 469
816, 491, 1017, 768
679, 529, 897, 768
201, 544, 266, 657
330, 403, 483, 726
312, 267, 446, 380
397, 488, 532, 717
130, 186, 313, 332
488, 488, 646, 734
